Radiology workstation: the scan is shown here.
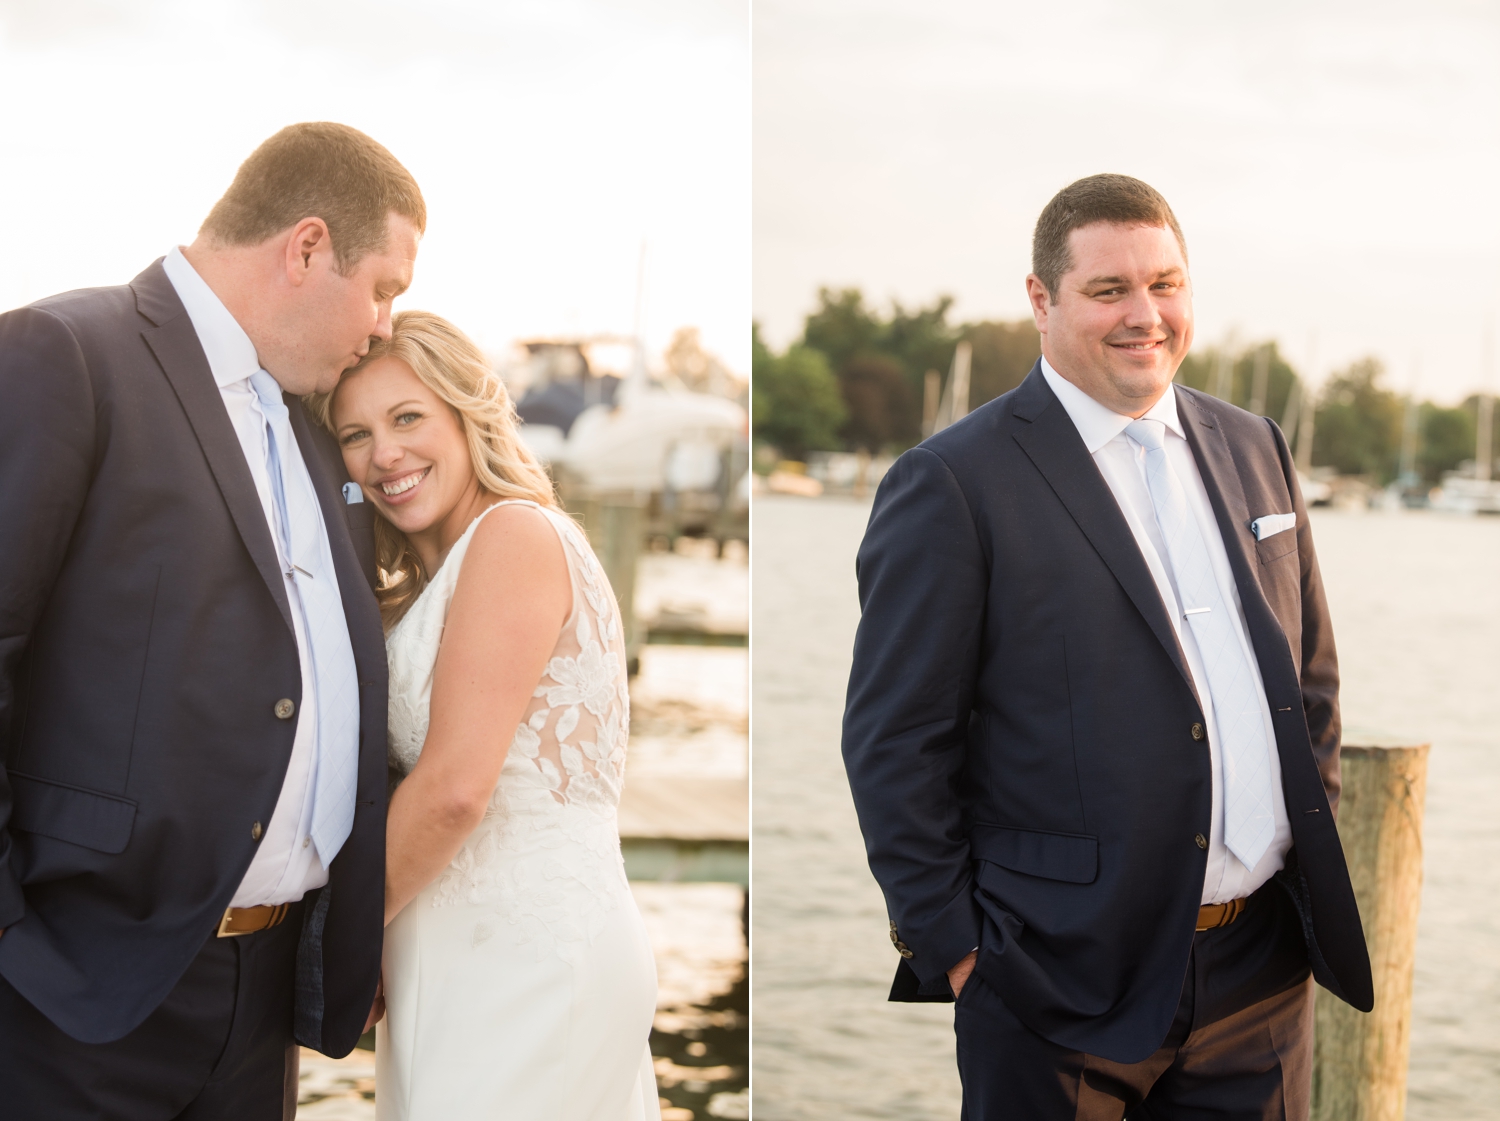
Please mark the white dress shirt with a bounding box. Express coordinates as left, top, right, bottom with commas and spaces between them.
1039, 358, 1292, 905
162, 247, 340, 908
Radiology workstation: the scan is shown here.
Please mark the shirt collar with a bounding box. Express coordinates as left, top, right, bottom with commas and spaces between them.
160, 247, 263, 389
1039, 355, 1185, 453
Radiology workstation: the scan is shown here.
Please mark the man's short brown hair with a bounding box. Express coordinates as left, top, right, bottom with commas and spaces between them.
1031, 174, 1186, 303
200, 122, 426, 273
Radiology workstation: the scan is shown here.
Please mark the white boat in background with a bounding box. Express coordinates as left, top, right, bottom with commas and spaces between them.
1430, 393, 1500, 514
506, 336, 748, 551
510, 337, 745, 493
563, 388, 745, 493
1430, 475, 1500, 515
1298, 471, 1333, 507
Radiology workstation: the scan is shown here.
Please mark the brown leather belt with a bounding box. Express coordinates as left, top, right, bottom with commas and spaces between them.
1196, 897, 1247, 932
216, 903, 292, 938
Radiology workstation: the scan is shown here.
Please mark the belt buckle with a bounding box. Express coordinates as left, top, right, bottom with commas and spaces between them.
216, 907, 247, 938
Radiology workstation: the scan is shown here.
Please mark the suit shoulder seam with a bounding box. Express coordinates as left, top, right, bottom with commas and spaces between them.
906, 445, 983, 542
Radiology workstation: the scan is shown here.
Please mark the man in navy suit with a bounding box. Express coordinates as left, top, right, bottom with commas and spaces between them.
0, 123, 422, 1119
843, 174, 1372, 1118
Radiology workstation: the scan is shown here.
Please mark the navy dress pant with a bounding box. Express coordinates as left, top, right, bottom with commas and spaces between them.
0, 901, 304, 1121
955, 884, 1315, 1121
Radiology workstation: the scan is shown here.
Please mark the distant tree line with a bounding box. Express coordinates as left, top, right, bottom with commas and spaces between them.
1178, 350, 1484, 485
753, 286, 1489, 486
753, 288, 1040, 459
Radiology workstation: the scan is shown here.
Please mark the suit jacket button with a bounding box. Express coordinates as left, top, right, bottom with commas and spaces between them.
1191, 722, 1205, 741
1194, 832, 1208, 850
896, 944, 914, 959
251, 821, 263, 841
274, 698, 296, 720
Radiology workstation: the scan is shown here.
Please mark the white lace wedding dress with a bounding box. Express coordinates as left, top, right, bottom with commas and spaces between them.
376, 500, 660, 1120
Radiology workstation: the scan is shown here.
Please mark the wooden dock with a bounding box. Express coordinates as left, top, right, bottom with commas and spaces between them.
619, 775, 748, 886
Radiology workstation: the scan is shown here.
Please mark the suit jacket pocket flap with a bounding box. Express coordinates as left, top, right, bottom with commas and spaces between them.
970, 824, 1097, 884
1255, 532, 1299, 565
344, 501, 374, 532
9, 773, 137, 854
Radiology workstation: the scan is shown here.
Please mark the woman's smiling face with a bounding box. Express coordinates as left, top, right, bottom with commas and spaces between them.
331, 355, 477, 538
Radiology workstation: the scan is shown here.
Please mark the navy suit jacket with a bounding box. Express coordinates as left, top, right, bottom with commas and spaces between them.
0, 260, 388, 1055
842, 363, 1372, 1063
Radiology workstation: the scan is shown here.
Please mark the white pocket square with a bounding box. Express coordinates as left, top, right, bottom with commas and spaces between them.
1250, 512, 1296, 541
342, 482, 365, 505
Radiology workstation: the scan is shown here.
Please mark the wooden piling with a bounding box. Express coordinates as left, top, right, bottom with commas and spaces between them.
561, 486, 647, 672
1311, 735, 1430, 1121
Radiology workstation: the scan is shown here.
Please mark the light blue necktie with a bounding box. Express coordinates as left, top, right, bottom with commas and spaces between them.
1125, 418, 1276, 870
251, 370, 361, 867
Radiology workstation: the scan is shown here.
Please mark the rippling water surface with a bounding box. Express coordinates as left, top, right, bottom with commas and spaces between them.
751, 495, 1500, 1120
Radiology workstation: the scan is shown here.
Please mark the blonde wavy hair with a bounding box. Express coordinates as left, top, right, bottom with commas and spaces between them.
308, 309, 557, 627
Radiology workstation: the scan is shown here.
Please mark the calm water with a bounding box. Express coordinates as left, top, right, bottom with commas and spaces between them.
751, 494, 1500, 1120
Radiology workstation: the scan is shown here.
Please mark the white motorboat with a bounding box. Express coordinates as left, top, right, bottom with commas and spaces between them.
1430, 475, 1500, 515
511, 337, 746, 494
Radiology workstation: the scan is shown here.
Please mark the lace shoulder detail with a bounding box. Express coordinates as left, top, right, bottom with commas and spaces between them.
385, 499, 632, 812
509, 506, 631, 810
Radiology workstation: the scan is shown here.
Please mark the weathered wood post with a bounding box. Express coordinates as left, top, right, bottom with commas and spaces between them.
1311, 735, 1430, 1121
562, 486, 647, 673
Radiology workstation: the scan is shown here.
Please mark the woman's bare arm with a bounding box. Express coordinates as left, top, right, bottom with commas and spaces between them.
383, 504, 571, 925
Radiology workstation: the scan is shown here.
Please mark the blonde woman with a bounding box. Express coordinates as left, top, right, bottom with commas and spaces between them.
313, 311, 660, 1119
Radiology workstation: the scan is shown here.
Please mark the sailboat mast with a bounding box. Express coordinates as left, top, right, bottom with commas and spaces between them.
1295, 332, 1317, 473
1478, 320, 1494, 483
1398, 356, 1420, 487
1249, 343, 1270, 416
949, 342, 972, 425
624, 241, 650, 402
931, 341, 972, 435
922, 370, 941, 438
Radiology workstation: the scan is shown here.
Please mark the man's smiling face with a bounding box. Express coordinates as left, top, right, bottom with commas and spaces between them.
1027, 221, 1193, 417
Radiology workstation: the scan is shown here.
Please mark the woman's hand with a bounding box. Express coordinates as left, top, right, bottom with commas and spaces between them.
364, 974, 386, 1032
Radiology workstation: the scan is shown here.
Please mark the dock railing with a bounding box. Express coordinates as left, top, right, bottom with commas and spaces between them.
1312, 734, 1430, 1121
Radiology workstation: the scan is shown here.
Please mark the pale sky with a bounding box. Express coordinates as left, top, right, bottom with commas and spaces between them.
754, 0, 1500, 404
0, 0, 749, 370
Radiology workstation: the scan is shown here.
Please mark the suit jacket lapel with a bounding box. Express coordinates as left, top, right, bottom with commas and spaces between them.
1176, 389, 1301, 700
288, 400, 386, 688
1009, 366, 1198, 700
1174, 388, 1346, 854
132, 263, 294, 637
